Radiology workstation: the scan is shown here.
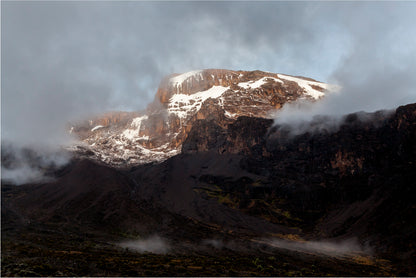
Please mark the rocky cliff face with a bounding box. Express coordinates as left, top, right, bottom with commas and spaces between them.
71, 69, 331, 166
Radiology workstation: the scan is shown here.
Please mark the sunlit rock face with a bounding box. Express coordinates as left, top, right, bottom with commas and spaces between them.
70, 69, 330, 166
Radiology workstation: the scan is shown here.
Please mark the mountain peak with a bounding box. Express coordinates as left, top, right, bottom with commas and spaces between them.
156, 69, 327, 106
70, 69, 330, 166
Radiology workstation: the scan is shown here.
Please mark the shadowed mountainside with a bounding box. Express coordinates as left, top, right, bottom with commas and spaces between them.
2, 103, 416, 276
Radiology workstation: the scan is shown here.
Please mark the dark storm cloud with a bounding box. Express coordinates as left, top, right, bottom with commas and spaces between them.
0, 1, 321, 147
2, 1, 416, 146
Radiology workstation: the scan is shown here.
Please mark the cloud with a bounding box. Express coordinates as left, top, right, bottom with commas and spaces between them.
1, 143, 70, 185
2, 2, 416, 150
1, 164, 50, 186
274, 2, 416, 130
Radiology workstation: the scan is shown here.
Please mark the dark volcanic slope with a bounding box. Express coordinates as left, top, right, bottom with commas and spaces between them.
177, 103, 416, 270
2, 103, 416, 276
130, 103, 416, 269
130, 152, 298, 236
2, 159, 161, 234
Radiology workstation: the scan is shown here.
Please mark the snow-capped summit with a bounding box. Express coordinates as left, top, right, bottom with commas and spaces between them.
70, 69, 331, 166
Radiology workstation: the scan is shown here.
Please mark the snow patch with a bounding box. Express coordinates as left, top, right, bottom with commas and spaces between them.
122, 115, 148, 140
277, 74, 327, 99
131, 115, 148, 128
168, 86, 231, 119
91, 125, 104, 132
238, 77, 283, 90
224, 110, 238, 119
170, 70, 203, 88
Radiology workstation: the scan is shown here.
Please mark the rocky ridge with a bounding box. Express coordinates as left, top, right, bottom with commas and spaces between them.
70, 69, 331, 166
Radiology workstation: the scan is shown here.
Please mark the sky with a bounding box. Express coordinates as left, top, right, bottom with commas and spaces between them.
2, 1, 416, 147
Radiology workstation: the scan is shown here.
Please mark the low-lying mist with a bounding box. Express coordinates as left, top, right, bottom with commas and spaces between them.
272, 98, 394, 137
1, 142, 71, 185
118, 236, 170, 255
260, 238, 372, 257
116, 235, 371, 259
